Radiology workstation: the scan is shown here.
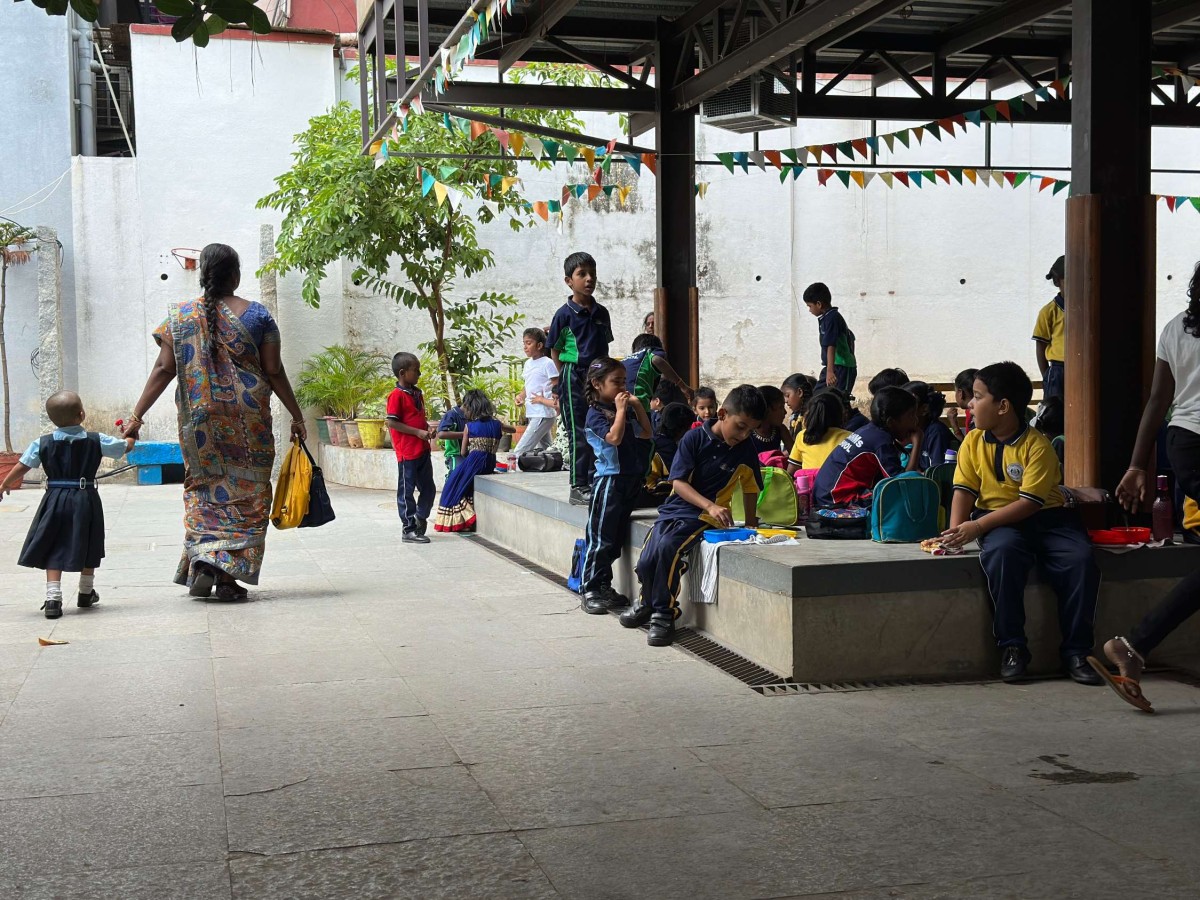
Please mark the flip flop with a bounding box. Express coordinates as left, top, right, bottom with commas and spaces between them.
1087, 656, 1154, 713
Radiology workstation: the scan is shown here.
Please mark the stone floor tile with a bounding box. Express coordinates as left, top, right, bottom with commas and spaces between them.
218, 715, 458, 779
17, 656, 214, 701
0, 785, 226, 880
379, 637, 569, 677
31, 632, 213, 668
209, 624, 373, 658
228, 833, 557, 900
0, 861, 233, 900
216, 676, 426, 728
1, 686, 217, 739
224, 766, 510, 855
213, 646, 397, 690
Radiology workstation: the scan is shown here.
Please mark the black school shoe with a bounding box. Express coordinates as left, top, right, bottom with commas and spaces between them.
619, 603, 653, 628
646, 613, 676, 647
41, 599, 63, 620
581, 586, 630, 615
77, 590, 100, 608
1064, 654, 1103, 686
416, 517, 429, 537
1000, 646, 1032, 682
568, 486, 592, 507
403, 531, 431, 544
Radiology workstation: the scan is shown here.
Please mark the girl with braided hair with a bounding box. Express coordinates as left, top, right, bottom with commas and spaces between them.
123, 243, 306, 600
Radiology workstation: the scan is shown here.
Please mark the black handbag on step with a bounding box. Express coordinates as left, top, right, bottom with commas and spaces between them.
518, 449, 563, 472
298, 441, 336, 528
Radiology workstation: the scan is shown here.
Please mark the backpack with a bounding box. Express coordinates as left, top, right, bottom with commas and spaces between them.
732, 466, 798, 526
806, 506, 870, 540
566, 538, 585, 593
871, 472, 941, 543
271, 439, 313, 530
518, 449, 563, 472
924, 462, 956, 526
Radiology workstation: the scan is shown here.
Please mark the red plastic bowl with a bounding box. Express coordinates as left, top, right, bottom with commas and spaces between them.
1089, 527, 1152, 546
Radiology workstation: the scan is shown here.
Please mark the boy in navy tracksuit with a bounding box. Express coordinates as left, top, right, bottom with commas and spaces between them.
803, 282, 857, 393
547, 252, 614, 506
622, 385, 767, 646
579, 358, 653, 614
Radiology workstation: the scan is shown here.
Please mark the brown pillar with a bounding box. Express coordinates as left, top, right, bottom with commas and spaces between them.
655, 21, 699, 387
1064, 0, 1154, 490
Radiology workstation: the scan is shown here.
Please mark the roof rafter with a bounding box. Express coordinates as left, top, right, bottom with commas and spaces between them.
497, 0, 585, 73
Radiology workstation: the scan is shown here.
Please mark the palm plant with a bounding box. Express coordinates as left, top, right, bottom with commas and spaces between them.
0, 222, 37, 454
295, 345, 392, 420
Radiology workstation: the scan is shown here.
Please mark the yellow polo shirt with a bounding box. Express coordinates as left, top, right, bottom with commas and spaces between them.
953, 425, 1063, 511
1032, 296, 1065, 362
789, 427, 850, 472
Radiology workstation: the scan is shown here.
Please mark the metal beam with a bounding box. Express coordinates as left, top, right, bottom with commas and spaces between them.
985, 57, 1058, 92
498, 0, 583, 73
434, 82, 658, 113
809, 0, 911, 51
424, 103, 655, 154
1153, 0, 1200, 32
669, 0, 733, 34
541, 35, 650, 89
939, 0, 1070, 57
673, 0, 884, 109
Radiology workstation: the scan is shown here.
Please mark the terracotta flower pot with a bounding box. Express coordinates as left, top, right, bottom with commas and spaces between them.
328, 419, 348, 446
0, 451, 22, 490
344, 421, 364, 449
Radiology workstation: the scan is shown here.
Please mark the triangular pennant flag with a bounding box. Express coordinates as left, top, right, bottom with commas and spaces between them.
1178, 196, 1189, 210
542, 140, 560, 161
641, 153, 657, 175
809, 146, 822, 164
922, 170, 936, 183
850, 170, 866, 188
560, 145, 576, 165
510, 133, 524, 156
697, 182, 709, 199
623, 153, 642, 175
883, 133, 896, 153
866, 136, 879, 155
937, 117, 955, 136
1009, 97, 1026, 116
791, 164, 805, 180
501, 176, 519, 193
600, 153, 612, 174
593, 165, 603, 184
1000, 171, 1015, 187
778, 166, 791, 184
438, 165, 458, 181
1050, 79, 1066, 100
732, 151, 749, 173
469, 121, 488, 140
561, 186, 571, 205
823, 144, 838, 161
879, 172, 894, 188
949, 167, 963, 184
433, 181, 448, 207
964, 168, 977, 184
1036, 86, 1052, 102
1039, 176, 1055, 192
896, 131, 911, 148
749, 150, 767, 170
1167, 196, 1178, 212
913, 127, 925, 144
862, 171, 876, 187
965, 109, 983, 127
494, 129, 510, 151
717, 152, 735, 173
533, 200, 549, 221
764, 150, 782, 169
925, 123, 941, 141
983, 105, 1000, 122
442, 112, 454, 132
782, 148, 798, 165
1025, 91, 1039, 109
587, 185, 601, 202
410, 95, 424, 115
582, 147, 595, 169
817, 168, 833, 186
996, 101, 1012, 121
1191, 198, 1200, 212
421, 170, 437, 196
953, 113, 968, 130
489, 174, 502, 188
851, 139, 869, 159
525, 136, 545, 160
617, 185, 633, 206
894, 171, 910, 187
835, 170, 852, 188
837, 141, 854, 160
547, 199, 561, 214
797, 147, 810, 166
1013, 171, 1030, 187
935, 169, 950, 184
911, 171, 923, 187
978, 170, 992, 186
602, 185, 615, 196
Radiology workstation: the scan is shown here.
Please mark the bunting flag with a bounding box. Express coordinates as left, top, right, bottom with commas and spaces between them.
711, 76, 1072, 175
808, 166, 1077, 198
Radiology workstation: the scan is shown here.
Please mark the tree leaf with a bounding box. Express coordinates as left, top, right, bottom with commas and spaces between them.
154, 0, 194, 16
209, 0, 254, 22
171, 7, 204, 40
205, 14, 227, 35
191, 19, 210, 46
248, 4, 271, 34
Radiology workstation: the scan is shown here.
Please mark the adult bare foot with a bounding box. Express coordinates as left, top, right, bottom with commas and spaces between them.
1087, 637, 1153, 712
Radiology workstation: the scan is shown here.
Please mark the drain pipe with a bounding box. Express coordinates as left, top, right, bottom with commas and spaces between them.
72, 15, 97, 156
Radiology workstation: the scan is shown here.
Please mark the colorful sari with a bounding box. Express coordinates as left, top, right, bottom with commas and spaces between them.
434, 418, 502, 533
154, 300, 279, 587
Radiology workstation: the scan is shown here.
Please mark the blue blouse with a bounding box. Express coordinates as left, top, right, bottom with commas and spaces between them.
237, 302, 280, 347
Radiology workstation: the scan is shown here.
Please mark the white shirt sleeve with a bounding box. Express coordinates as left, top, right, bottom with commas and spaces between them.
18, 439, 41, 469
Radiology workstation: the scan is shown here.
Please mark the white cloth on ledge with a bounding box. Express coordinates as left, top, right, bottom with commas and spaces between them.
689, 534, 802, 606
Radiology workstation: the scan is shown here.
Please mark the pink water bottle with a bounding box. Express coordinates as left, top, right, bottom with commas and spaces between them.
1152, 474, 1175, 544
796, 474, 812, 523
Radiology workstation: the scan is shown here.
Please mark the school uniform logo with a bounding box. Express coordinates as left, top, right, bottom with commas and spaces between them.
1006, 462, 1025, 482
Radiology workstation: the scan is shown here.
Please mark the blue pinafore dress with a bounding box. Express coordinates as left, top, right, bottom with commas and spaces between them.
18, 433, 107, 571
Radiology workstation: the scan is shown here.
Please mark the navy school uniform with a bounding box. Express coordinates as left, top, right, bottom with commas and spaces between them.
812, 422, 904, 509
580, 404, 649, 594
746, 426, 788, 458
817, 307, 857, 394
624, 346, 666, 407
919, 420, 957, 471
637, 423, 762, 618
845, 411, 869, 433
547, 298, 614, 489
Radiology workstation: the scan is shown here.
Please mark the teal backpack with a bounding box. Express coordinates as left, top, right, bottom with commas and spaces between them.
870, 472, 942, 543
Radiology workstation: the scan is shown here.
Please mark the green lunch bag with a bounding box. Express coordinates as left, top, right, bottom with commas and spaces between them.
732, 466, 798, 526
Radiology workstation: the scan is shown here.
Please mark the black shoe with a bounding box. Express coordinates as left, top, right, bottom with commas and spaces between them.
581, 587, 628, 615
569, 486, 592, 507
77, 590, 100, 608
416, 517, 428, 536
619, 603, 653, 628
647, 613, 676, 647
41, 599, 63, 620
403, 531, 431, 544
1065, 654, 1103, 686
598, 585, 630, 609
188, 563, 217, 598
1000, 646, 1032, 682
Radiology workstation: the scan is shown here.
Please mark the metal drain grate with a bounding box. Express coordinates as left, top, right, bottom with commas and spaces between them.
467, 535, 573, 590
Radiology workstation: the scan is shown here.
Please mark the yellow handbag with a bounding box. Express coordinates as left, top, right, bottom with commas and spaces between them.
271, 439, 313, 529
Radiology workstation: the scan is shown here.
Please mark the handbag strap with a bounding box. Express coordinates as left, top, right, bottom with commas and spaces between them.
298, 438, 318, 467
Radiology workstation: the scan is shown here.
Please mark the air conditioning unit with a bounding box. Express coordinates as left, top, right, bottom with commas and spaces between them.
700, 70, 796, 133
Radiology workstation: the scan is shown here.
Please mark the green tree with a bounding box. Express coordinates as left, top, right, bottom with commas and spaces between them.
258, 67, 600, 404
29, 0, 269, 47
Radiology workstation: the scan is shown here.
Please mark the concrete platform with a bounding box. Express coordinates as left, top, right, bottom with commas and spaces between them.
319, 444, 447, 493
476, 472, 1200, 682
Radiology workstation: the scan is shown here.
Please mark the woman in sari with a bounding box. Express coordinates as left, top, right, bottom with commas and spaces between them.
123, 243, 306, 600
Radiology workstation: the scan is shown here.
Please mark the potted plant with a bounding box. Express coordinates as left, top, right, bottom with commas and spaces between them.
296, 345, 392, 448
0, 223, 36, 485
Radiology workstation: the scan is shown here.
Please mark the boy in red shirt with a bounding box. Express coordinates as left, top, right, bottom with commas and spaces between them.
386, 352, 437, 544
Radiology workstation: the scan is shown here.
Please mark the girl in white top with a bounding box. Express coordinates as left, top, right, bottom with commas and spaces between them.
1100, 263, 1200, 711
514, 327, 560, 457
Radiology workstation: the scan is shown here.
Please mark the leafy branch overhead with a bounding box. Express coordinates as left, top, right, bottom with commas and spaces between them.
28, 0, 270, 47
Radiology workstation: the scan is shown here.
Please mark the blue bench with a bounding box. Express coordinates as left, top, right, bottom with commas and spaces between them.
127, 442, 184, 486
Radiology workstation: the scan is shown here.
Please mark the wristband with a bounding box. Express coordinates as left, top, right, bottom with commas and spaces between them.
1126, 466, 1145, 473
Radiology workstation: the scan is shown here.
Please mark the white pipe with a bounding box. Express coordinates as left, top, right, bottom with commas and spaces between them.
91, 44, 135, 156
72, 18, 97, 156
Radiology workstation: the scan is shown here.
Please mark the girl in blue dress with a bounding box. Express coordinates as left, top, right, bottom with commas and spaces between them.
434, 390, 512, 533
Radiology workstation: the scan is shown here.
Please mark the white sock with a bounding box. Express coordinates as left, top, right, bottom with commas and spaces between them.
79, 574, 95, 595
46, 582, 63, 603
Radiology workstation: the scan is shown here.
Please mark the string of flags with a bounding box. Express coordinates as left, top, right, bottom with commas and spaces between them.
811, 166, 1071, 193
1154, 65, 1199, 88
430, 0, 514, 98
715, 76, 1072, 171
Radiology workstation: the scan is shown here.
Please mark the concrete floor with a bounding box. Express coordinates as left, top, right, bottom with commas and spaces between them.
1, 483, 1199, 899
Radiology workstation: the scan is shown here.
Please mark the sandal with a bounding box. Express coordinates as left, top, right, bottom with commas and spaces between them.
1087, 656, 1154, 713
188, 563, 217, 598
215, 582, 247, 602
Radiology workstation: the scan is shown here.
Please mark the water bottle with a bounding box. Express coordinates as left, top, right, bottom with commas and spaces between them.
1152, 474, 1175, 543
795, 474, 813, 524
944, 449, 958, 466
